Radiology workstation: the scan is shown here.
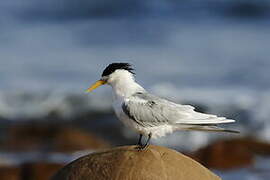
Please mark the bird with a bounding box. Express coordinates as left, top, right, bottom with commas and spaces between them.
86, 63, 238, 149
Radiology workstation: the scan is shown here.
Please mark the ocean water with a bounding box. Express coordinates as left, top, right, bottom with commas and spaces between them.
0, 0, 270, 179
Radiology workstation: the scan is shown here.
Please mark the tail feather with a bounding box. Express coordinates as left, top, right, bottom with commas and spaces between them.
177, 117, 235, 125
179, 125, 240, 134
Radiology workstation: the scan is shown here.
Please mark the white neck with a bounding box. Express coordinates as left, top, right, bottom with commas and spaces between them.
107, 70, 144, 98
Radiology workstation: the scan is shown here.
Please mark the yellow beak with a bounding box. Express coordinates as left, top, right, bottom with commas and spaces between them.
86, 80, 106, 92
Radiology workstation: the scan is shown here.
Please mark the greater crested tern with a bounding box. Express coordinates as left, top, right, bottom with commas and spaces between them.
87, 63, 237, 149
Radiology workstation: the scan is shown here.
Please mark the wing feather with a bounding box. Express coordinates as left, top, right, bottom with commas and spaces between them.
122, 92, 235, 127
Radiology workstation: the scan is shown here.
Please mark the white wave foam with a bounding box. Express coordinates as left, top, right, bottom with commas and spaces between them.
0, 91, 111, 120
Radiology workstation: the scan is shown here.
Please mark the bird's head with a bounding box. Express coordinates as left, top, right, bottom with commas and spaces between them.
86, 63, 135, 92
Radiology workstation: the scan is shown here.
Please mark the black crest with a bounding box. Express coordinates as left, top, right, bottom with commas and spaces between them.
102, 63, 135, 76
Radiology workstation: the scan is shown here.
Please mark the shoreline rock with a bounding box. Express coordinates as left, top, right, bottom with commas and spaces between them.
190, 138, 270, 170
2, 124, 110, 152
53, 145, 220, 180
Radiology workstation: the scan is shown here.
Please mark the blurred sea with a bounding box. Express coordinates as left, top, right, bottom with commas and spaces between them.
0, 0, 270, 179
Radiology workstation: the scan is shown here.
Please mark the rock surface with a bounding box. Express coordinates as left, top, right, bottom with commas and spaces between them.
53, 145, 220, 180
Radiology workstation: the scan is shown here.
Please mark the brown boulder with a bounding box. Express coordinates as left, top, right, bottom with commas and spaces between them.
191, 138, 270, 170
0, 162, 65, 180
53, 145, 220, 180
0, 166, 21, 180
52, 128, 109, 152
3, 124, 109, 152
21, 162, 64, 180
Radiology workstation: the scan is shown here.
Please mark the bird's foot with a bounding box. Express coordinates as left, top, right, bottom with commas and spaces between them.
135, 143, 149, 150
135, 133, 151, 151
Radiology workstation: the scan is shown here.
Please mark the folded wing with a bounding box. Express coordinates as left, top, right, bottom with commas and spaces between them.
122, 92, 235, 128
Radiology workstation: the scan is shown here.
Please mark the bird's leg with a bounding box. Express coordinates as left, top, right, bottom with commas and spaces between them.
137, 134, 143, 146
138, 133, 152, 150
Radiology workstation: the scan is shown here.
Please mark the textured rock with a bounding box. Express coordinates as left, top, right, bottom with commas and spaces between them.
53, 145, 220, 180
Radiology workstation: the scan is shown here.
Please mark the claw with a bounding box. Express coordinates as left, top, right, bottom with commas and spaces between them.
135, 133, 152, 151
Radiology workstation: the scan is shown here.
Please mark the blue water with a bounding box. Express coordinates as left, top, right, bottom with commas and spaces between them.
1, 1, 270, 92
0, 1, 270, 179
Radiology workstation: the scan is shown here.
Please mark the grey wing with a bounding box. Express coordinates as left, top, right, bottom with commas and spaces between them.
122, 92, 194, 127
122, 92, 235, 127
